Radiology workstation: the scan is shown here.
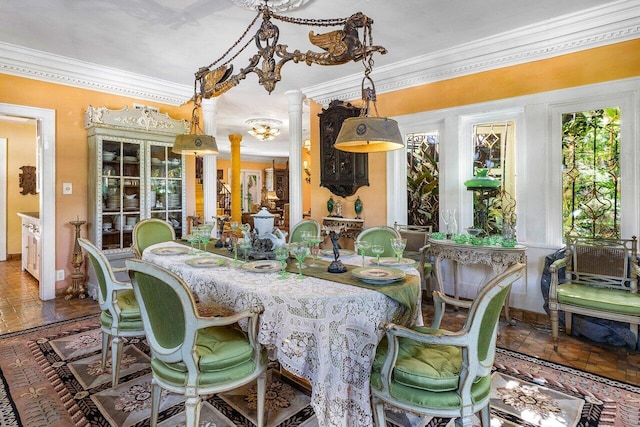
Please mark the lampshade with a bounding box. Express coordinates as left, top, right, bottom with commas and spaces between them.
334, 116, 404, 153
266, 190, 279, 201
172, 134, 219, 155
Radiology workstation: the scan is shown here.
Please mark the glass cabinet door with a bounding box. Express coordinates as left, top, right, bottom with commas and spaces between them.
101, 140, 142, 251
149, 143, 184, 238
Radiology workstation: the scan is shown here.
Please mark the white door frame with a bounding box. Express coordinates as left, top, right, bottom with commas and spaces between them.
0, 103, 56, 300
0, 138, 6, 261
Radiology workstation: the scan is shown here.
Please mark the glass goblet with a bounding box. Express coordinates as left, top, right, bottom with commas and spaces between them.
239, 239, 252, 263
391, 238, 407, 263
371, 244, 385, 265
186, 233, 199, 254
291, 243, 309, 279
355, 240, 371, 267
274, 245, 289, 279
307, 235, 323, 267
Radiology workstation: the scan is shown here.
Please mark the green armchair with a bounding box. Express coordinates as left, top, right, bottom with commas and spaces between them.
131, 218, 176, 258
371, 263, 525, 427
78, 238, 145, 388
355, 226, 401, 257
288, 219, 320, 243
126, 259, 267, 427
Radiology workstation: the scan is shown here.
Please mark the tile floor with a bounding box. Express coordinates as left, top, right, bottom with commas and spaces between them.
1, 258, 638, 386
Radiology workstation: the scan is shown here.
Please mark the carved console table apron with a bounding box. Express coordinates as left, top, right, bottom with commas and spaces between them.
428, 238, 527, 324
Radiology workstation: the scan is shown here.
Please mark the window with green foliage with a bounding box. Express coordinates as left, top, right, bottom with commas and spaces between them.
406, 132, 439, 230
561, 108, 620, 238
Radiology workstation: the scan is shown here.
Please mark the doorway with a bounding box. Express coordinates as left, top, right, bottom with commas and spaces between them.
0, 103, 56, 300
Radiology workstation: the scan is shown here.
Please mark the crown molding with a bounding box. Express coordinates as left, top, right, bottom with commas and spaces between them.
303, 0, 640, 106
0, 42, 192, 106
1, 1, 638, 107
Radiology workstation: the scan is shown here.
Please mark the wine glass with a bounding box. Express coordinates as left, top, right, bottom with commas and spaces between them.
391, 238, 407, 264
306, 235, 323, 267
230, 221, 240, 240
239, 238, 252, 263
198, 228, 211, 252
274, 245, 289, 279
371, 244, 384, 265
185, 233, 199, 254
355, 240, 371, 267
291, 243, 309, 279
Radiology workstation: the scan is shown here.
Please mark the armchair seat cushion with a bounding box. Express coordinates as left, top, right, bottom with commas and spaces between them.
373, 326, 483, 393
100, 289, 143, 331
151, 325, 259, 387
557, 284, 640, 316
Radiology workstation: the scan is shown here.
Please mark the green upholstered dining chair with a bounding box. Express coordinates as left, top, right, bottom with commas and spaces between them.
355, 226, 401, 257
394, 222, 433, 294
371, 263, 526, 427
78, 238, 145, 388
126, 259, 267, 427
131, 218, 176, 258
288, 219, 321, 243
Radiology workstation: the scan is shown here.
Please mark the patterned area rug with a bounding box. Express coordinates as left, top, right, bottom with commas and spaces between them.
1, 314, 639, 426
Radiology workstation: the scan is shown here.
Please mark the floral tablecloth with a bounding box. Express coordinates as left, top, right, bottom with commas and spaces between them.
142, 241, 422, 427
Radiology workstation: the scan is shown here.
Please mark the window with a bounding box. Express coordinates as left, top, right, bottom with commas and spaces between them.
471, 121, 516, 235
561, 108, 620, 238
406, 131, 439, 229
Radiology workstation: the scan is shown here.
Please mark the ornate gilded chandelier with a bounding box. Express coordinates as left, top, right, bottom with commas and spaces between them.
194, 2, 387, 99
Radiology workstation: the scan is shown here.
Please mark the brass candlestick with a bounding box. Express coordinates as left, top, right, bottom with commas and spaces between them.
65, 217, 87, 300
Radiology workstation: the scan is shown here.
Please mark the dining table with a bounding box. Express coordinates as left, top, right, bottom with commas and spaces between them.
142, 241, 423, 427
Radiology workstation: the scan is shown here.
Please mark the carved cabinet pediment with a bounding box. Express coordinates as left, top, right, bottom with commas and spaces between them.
318, 100, 369, 197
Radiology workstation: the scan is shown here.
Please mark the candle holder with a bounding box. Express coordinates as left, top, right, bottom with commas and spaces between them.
65, 217, 87, 300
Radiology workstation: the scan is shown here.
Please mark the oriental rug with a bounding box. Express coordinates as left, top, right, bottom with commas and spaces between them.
1, 315, 639, 427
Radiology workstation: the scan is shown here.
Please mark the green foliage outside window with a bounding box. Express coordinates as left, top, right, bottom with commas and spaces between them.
562, 108, 620, 238
406, 133, 439, 230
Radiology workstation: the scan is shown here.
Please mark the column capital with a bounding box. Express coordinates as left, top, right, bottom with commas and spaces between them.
229, 134, 243, 146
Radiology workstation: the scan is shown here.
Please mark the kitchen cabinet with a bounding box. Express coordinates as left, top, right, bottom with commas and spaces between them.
85, 105, 189, 256
18, 212, 40, 281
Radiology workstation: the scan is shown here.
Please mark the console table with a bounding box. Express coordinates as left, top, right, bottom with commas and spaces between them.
322, 217, 364, 239
428, 238, 527, 324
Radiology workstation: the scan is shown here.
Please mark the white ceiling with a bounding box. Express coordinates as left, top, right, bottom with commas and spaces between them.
0, 0, 636, 159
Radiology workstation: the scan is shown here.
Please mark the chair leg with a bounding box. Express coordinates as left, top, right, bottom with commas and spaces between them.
111, 335, 123, 388
631, 324, 639, 350
371, 396, 386, 426
256, 371, 266, 427
480, 404, 491, 426
564, 312, 572, 335
150, 379, 161, 427
184, 396, 202, 427
101, 331, 110, 369
550, 307, 559, 351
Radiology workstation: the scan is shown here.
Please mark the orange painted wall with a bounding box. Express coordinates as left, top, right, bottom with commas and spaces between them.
0, 73, 191, 291
309, 39, 640, 227
1, 121, 38, 255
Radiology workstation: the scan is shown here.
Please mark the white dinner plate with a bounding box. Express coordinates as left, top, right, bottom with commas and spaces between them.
352, 267, 405, 285
185, 257, 226, 268
320, 249, 355, 256
150, 246, 190, 256
371, 257, 416, 267
242, 260, 281, 273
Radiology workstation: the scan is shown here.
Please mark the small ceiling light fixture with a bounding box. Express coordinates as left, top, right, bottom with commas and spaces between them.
303, 138, 311, 152
246, 118, 282, 141
173, 97, 218, 155
333, 29, 403, 153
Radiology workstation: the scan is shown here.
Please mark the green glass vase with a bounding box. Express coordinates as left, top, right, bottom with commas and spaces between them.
354, 196, 363, 218
327, 196, 334, 216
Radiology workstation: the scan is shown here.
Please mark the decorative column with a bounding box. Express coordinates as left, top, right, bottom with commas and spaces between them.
65, 217, 86, 300
285, 90, 304, 226
229, 134, 242, 222
201, 98, 218, 234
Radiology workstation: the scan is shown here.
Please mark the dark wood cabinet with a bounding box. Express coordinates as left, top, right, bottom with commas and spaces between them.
318, 100, 369, 197
274, 168, 289, 209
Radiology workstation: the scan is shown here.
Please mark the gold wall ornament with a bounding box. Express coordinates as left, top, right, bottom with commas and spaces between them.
196, 6, 387, 99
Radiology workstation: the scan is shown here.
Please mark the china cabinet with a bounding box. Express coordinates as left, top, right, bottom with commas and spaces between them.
85, 106, 189, 260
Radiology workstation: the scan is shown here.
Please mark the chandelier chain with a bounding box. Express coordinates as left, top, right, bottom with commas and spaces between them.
270, 12, 348, 27
205, 10, 262, 70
